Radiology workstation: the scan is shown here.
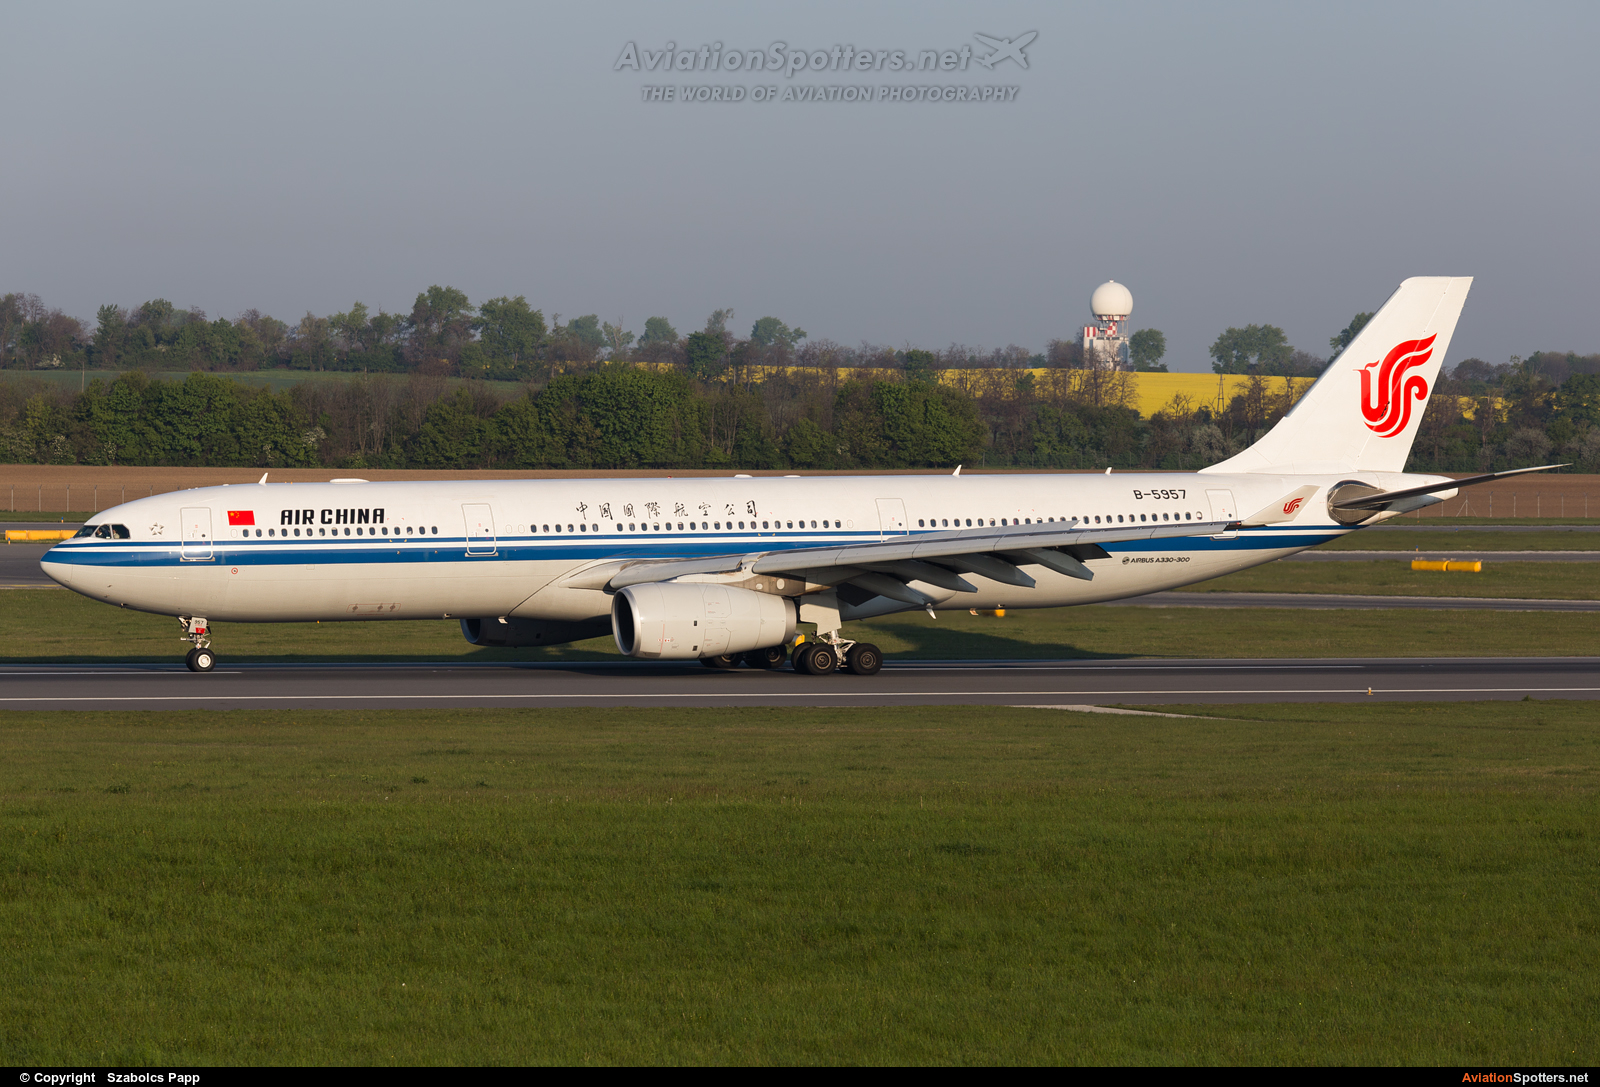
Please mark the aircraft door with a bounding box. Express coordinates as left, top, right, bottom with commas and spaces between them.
180, 507, 214, 560
875, 498, 908, 540
1205, 489, 1239, 539
462, 503, 497, 556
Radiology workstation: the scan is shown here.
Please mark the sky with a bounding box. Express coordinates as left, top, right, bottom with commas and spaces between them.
4, 1, 1597, 372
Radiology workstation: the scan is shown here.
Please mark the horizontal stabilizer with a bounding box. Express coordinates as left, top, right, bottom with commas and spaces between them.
1330, 464, 1567, 511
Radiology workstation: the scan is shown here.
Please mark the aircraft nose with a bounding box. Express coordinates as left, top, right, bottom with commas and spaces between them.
40, 550, 74, 587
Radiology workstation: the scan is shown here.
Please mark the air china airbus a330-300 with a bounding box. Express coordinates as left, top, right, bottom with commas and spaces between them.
41, 277, 1558, 674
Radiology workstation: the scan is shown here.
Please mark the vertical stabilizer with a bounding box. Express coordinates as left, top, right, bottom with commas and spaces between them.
1201, 276, 1472, 474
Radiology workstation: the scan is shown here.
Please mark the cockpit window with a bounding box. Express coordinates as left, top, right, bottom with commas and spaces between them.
73, 524, 129, 539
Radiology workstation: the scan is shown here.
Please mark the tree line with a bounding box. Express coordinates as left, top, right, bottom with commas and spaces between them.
2, 286, 1173, 379
5, 349, 1596, 474
2, 287, 1597, 474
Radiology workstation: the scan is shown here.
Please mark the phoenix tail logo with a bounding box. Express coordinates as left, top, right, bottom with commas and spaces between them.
1282, 497, 1305, 515
1359, 335, 1435, 437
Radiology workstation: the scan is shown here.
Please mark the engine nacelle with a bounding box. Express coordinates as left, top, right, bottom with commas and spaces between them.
612, 582, 796, 660
460, 615, 612, 648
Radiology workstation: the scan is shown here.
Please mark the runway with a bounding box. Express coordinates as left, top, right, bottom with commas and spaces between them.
1111, 591, 1600, 611
1288, 550, 1599, 562
1, 656, 1595, 709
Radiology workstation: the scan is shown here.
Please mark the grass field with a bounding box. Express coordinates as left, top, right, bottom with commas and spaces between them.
2, 703, 1595, 1064
1176, 560, 1600, 600
1328, 528, 1600, 551
5, 587, 1600, 663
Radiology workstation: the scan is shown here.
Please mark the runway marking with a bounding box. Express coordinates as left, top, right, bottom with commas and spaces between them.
0, 670, 244, 675
0, 661, 1373, 674
1013, 705, 1211, 718
3, 687, 1599, 704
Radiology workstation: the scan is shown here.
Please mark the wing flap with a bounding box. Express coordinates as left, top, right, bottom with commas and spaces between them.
605, 519, 1231, 591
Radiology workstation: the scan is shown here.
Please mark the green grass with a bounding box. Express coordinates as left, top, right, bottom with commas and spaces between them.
1380, 517, 1600, 527
1175, 560, 1600, 600
1329, 528, 1600, 551
1, 703, 1595, 1064
4, 588, 1600, 663
0, 512, 95, 523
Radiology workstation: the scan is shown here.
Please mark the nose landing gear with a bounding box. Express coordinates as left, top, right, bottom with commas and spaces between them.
179, 616, 216, 672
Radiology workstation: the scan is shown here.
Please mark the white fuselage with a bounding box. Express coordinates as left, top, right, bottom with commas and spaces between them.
40, 471, 1436, 626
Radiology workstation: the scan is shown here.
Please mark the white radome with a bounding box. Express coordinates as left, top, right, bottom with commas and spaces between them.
1091, 280, 1133, 319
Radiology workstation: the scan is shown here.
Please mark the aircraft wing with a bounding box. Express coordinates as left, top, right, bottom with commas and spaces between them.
568, 519, 1236, 601
973, 34, 1007, 48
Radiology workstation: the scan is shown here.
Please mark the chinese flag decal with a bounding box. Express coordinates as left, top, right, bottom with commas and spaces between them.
227, 510, 256, 526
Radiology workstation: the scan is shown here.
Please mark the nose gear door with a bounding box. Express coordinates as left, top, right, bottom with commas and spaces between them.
180, 507, 214, 560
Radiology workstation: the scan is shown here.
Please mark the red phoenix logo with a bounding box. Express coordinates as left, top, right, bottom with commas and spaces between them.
1282, 497, 1305, 515
1359, 335, 1435, 437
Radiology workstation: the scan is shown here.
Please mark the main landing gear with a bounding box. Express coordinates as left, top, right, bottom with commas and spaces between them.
179, 616, 216, 672
700, 645, 787, 670
791, 639, 882, 676
697, 640, 883, 676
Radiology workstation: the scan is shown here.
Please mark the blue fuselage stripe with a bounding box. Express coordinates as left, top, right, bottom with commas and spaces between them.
44, 526, 1340, 570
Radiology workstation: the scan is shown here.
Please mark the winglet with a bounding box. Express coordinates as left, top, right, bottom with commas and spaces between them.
952, 465, 962, 477
258, 473, 269, 485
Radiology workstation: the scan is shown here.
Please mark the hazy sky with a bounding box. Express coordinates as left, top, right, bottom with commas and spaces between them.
4, 1, 1596, 371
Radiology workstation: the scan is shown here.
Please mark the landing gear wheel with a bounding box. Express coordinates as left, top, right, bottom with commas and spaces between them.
701, 654, 738, 669
185, 647, 216, 673
797, 642, 838, 675
845, 643, 883, 676
742, 646, 786, 670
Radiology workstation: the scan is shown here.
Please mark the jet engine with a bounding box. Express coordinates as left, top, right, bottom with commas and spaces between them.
612, 582, 796, 660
